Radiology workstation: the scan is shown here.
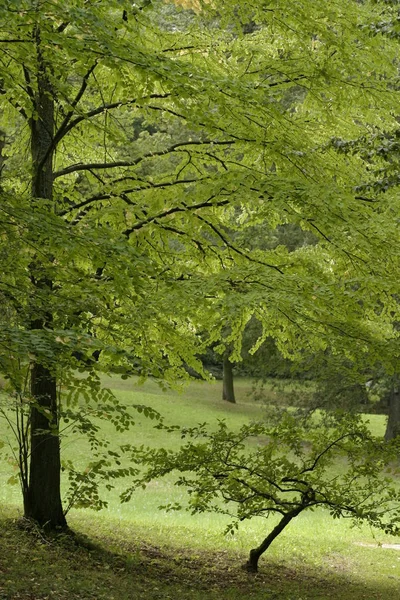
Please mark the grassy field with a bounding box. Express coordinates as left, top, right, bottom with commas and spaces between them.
0, 376, 399, 599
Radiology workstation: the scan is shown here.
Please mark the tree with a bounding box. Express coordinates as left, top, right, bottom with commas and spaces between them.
222, 350, 236, 403
384, 378, 400, 441
0, 0, 235, 526
127, 412, 400, 572
1, 0, 400, 527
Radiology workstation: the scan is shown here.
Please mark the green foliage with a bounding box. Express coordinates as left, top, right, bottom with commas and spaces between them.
2, 0, 400, 375
127, 411, 400, 566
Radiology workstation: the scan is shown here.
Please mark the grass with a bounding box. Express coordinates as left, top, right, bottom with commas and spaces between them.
0, 375, 399, 599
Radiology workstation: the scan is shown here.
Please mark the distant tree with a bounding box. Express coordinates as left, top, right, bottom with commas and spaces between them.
383, 377, 400, 441
222, 350, 236, 403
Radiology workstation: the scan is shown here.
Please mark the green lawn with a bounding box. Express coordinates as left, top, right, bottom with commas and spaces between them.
0, 376, 399, 599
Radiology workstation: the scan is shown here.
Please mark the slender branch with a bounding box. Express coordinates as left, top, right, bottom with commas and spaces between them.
54, 139, 235, 179
354, 195, 378, 203
298, 432, 357, 476
56, 62, 98, 133
0, 39, 34, 43
221, 459, 301, 495
162, 45, 197, 53
122, 196, 231, 236
61, 93, 171, 140
195, 214, 284, 274
228, 475, 300, 508
147, 104, 257, 143
59, 178, 208, 217
113, 177, 205, 190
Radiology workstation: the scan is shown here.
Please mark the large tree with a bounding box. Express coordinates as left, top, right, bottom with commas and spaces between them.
1, 0, 400, 527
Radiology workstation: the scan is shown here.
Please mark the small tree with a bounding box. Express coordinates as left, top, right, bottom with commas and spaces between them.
125, 412, 400, 572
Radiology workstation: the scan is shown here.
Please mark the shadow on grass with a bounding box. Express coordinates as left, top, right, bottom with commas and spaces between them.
0, 514, 397, 600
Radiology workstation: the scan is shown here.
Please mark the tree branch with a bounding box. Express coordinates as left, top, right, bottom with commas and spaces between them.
122, 196, 231, 237
0, 39, 33, 43
55, 62, 98, 135
61, 93, 171, 140
195, 214, 284, 274
58, 178, 209, 217
54, 139, 235, 179
297, 432, 358, 476
147, 104, 257, 143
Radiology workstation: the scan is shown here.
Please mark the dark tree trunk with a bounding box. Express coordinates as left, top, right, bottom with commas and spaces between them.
222, 352, 236, 403
244, 507, 304, 573
24, 26, 66, 528
384, 378, 400, 441
24, 363, 66, 528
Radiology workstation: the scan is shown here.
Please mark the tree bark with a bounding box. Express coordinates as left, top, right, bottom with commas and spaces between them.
222, 352, 236, 403
244, 507, 304, 573
24, 26, 66, 528
384, 377, 400, 441
25, 363, 66, 528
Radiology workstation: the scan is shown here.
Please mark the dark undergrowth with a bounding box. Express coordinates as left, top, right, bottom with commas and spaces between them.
0, 508, 397, 600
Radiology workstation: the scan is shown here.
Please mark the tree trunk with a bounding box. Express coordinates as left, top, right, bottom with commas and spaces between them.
222, 352, 236, 403
244, 507, 304, 573
384, 378, 400, 441
24, 363, 66, 528
24, 26, 66, 528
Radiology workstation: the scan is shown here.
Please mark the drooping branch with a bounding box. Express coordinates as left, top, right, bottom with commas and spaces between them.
147, 104, 258, 143
59, 177, 209, 217
54, 139, 235, 179
122, 195, 232, 236
59, 93, 171, 140
194, 214, 284, 274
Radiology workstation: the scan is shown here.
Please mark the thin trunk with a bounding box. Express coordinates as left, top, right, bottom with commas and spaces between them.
24, 25, 66, 528
244, 507, 304, 573
222, 352, 236, 403
0, 128, 5, 178
384, 377, 400, 441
